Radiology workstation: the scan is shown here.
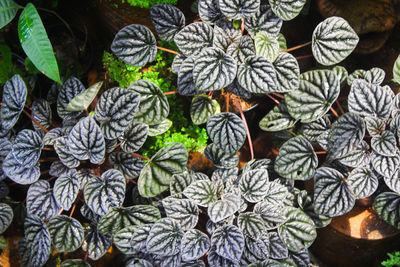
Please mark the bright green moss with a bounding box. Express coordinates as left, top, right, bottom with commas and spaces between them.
382, 251, 400, 267
115, 0, 177, 9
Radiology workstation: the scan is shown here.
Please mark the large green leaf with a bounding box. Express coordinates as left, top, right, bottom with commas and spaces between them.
1, 74, 27, 130
254, 31, 279, 62
65, 81, 103, 112
312, 16, 359, 66
268, 0, 306, 21
274, 136, 318, 181
18, 3, 61, 83
286, 69, 339, 123
0, 0, 21, 29
138, 143, 188, 197
48, 215, 84, 252
146, 218, 184, 256
374, 192, 400, 229
181, 229, 210, 261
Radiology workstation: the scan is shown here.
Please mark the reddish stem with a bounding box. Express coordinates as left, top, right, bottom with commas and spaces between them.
22, 108, 49, 133
233, 98, 254, 160
336, 100, 345, 115
208, 91, 214, 97
42, 147, 54, 151
157, 46, 179, 55
57, 208, 64, 215
163, 91, 178, 95
316, 151, 327, 155
266, 94, 280, 105
330, 107, 339, 118
282, 41, 312, 53
131, 152, 150, 161
84, 248, 89, 261
295, 54, 313, 60
69, 203, 77, 217
272, 92, 284, 99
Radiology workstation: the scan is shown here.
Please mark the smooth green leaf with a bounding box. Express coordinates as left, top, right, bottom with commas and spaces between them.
65, 81, 103, 112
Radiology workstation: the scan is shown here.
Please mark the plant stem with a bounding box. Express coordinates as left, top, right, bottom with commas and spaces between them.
336, 100, 345, 115
157, 46, 179, 55
226, 94, 229, 112
330, 107, 339, 118
208, 91, 214, 97
233, 99, 254, 160
266, 94, 280, 104
41, 170, 50, 175
57, 208, 64, 215
282, 41, 312, 53
131, 152, 150, 161
42, 147, 54, 151
84, 248, 89, 261
69, 203, 77, 217
272, 92, 284, 99
315, 151, 327, 155
163, 91, 178, 95
39, 157, 59, 163
295, 54, 313, 60
22, 109, 49, 133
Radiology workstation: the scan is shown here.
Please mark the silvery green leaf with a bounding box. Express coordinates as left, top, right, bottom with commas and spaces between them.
43, 128, 64, 146
245, 4, 282, 37
286, 70, 340, 123
109, 152, 145, 180
314, 167, 355, 217
204, 143, 239, 168
0, 138, 11, 158
0, 0, 20, 29
150, 4, 185, 42
68, 116, 105, 164
191, 95, 220, 125
226, 35, 255, 65
274, 136, 318, 181
300, 115, 331, 142
61, 260, 90, 267
11, 129, 43, 167
126, 258, 153, 267
278, 207, 316, 252
347, 69, 367, 86
374, 192, 400, 229
237, 55, 278, 93
213, 20, 241, 52
371, 152, 400, 178
95, 87, 140, 139
254, 31, 279, 62
226, 79, 251, 99
365, 116, 386, 136
2, 152, 40, 184
57, 77, 85, 120
239, 169, 269, 202
84, 169, 125, 216
119, 122, 148, 153
130, 80, 169, 125
206, 219, 226, 235
394, 54, 400, 84
211, 224, 244, 261
26, 180, 60, 220
77, 168, 96, 189
245, 232, 270, 260
338, 140, 370, 168
364, 67, 385, 85
184, 180, 218, 207
146, 217, 184, 256
177, 56, 198, 96
371, 130, 397, 156
23, 215, 51, 267
138, 143, 188, 197
111, 24, 156, 67
172, 53, 186, 74
32, 99, 52, 131
296, 191, 331, 228
273, 52, 300, 92
332, 65, 348, 84
84, 229, 112, 260
288, 249, 310, 267
193, 47, 237, 92
48, 215, 84, 252
254, 201, 286, 229
105, 138, 118, 153
219, 0, 260, 19
237, 212, 265, 239
198, 0, 224, 24
98, 205, 160, 235
328, 112, 365, 159
148, 118, 172, 136
163, 197, 199, 230
207, 112, 246, 154
170, 171, 195, 195
208, 248, 240, 267
0, 203, 12, 234
1, 75, 27, 130
80, 204, 101, 223
347, 167, 378, 199
53, 169, 80, 210
154, 253, 182, 267
208, 194, 240, 222
65, 81, 103, 112
114, 224, 151, 254
259, 102, 297, 132
348, 79, 393, 120
181, 229, 211, 261
312, 16, 359, 66
268, 0, 306, 20
242, 158, 273, 173
385, 169, 400, 194
263, 181, 289, 206
269, 231, 289, 259
174, 22, 214, 57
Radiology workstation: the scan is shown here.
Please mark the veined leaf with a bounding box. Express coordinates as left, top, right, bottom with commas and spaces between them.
226, 35, 255, 65
61, 260, 90, 267
245, 232, 270, 261
208, 193, 240, 222
312, 16, 359, 66
119, 122, 148, 153
177, 56, 198, 96
269, 231, 289, 259
274, 136, 318, 181
43, 128, 64, 146
254, 31, 279, 62
286, 70, 340, 123
374, 192, 400, 229
26, 180, 60, 220
273, 52, 300, 92
239, 169, 269, 202
138, 143, 188, 197
385, 169, 400, 194
181, 229, 210, 261
263, 181, 289, 206
238, 212, 265, 240
332, 65, 348, 84
259, 102, 297, 132
18, 3, 61, 83
371, 131, 397, 157
393, 54, 400, 84
65, 81, 103, 112
2, 151, 40, 185
114, 224, 151, 254
254, 201, 287, 229
208, 248, 239, 266
57, 77, 85, 120
365, 67, 385, 85
146, 218, 184, 256
347, 167, 378, 199
371, 152, 400, 178
268, 0, 306, 20
190, 95, 220, 125
150, 4, 185, 42
12, 129, 43, 167
163, 197, 199, 230
126, 258, 153, 267
48, 215, 84, 252
111, 24, 157, 67
213, 20, 241, 52
204, 143, 239, 168
171, 53, 186, 74
84, 228, 112, 260
211, 224, 244, 261
1, 75, 27, 130
226, 78, 252, 99
338, 140, 370, 168
170, 171, 195, 195
300, 115, 330, 142
54, 136, 80, 168
219, 0, 260, 20
183, 180, 218, 207
297, 191, 331, 228
53, 169, 80, 210
245, 4, 282, 37
198, 0, 224, 24
31, 99, 52, 131
0, 203, 12, 234
365, 116, 386, 136
0, 0, 21, 29
148, 118, 172, 136
174, 22, 213, 57
109, 152, 145, 180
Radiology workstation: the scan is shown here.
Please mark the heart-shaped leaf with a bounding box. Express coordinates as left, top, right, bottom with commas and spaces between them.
48, 215, 84, 252
114, 224, 151, 254
208, 193, 240, 222
259, 102, 297, 132
148, 118, 172, 136
254, 31, 279, 62
204, 143, 239, 168
297, 191, 331, 228
0, 0, 20, 29
275, 136, 318, 181
219, 0, 260, 19
150, 4, 185, 42
174, 22, 214, 57
211, 224, 244, 261
138, 143, 188, 197
300, 115, 331, 142
172, 53, 186, 74
385, 169, 400, 194
0, 203, 12, 234
26, 180, 60, 220
207, 112, 246, 154
54, 136, 80, 168
338, 140, 370, 168
238, 212, 265, 239
193, 47, 237, 92
177, 56, 198, 96
53, 169, 80, 210
146, 217, 184, 256
84, 169, 125, 216
84, 228, 112, 260
273, 52, 300, 92
198, 0, 224, 24
65, 81, 103, 112
184, 180, 218, 207
245, 232, 270, 261
237, 55, 278, 93
371, 131, 397, 157
1, 75, 27, 130
312, 16, 359, 65
213, 20, 241, 52
207, 248, 238, 266
163, 197, 199, 230
347, 167, 378, 199
68, 116, 105, 164
239, 169, 269, 202
263, 181, 289, 206
2, 151, 40, 184
109, 152, 145, 179
332, 65, 348, 84
57, 77, 85, 120
18, 4, 61, 83
181, 229, 211, 261
269, 231, 289, 259
314, 167, 355, 217
371, 152, 400, 178
111, 24, 157, 67
12, 129, 43, 167
31, 99, 52, 131
394, 54, 400, 84
348, 79, 393, 120
245, 4, 282, 37
254, 201, 287, 229
170, 171, 195, 195
365, 116, 386, 136
286, 70, 340, 123
364, 67, 385, 85
268, 0, 306, 20
226, 35, 255, 65
43, 128, 63, 146
191, 95, 220, 125
119, 122, 148, 153
129, 80, 169, 125
374, 192, 400, 229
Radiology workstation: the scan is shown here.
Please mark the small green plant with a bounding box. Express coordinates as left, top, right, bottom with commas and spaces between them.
382, 251, 400, 267
114, 0, 178, 9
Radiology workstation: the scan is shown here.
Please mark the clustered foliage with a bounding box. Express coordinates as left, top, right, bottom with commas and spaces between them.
0, 0, 399, 266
